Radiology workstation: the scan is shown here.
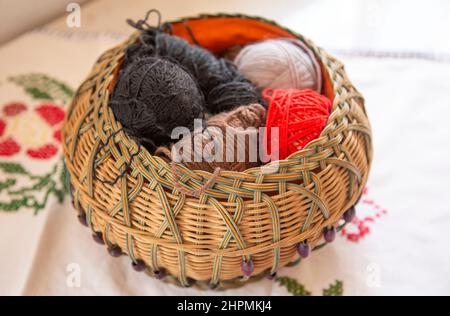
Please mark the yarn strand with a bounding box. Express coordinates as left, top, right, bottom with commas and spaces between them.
234, 39, 322, 92
171, 161, 220, 197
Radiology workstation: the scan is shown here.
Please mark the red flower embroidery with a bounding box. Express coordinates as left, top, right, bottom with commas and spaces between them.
0, 119, 5, 137
342, 217, 371, 242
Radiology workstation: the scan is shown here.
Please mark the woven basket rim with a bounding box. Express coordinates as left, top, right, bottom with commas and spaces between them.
98, 13, 364, 180
61, 12, 373, 285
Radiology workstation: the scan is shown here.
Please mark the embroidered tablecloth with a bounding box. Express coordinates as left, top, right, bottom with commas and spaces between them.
1, 0, 449, 296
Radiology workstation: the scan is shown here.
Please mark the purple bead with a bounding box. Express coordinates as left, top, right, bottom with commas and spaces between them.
324, 227, 336, 243
132, 259, 146, 272
92, 232, 104, 245
153, 268, 166, 280
69, 185, 75, 201
343, 206, 356, 223
241, 259, 254, 277
356, 193, 363, 205
107, 246, 123, 257
297, 242, 310, 258
266, 272, 277, 280
77, 213, 87, 226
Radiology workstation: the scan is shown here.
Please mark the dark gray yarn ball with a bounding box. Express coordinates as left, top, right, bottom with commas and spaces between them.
110, 56, 204, 152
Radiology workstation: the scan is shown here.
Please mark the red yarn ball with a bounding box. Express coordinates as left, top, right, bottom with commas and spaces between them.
263, 88, 331, 160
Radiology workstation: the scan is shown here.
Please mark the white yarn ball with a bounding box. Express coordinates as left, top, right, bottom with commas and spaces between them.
234, 39, 322, 92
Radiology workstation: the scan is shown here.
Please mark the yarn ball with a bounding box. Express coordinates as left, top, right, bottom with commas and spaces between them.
234, 39, 322, 92
221, 45, 243, 61
263, 88, 331, 160
109, 56, 204, 152
155, 103, 266, 172
124, 30, 263, 114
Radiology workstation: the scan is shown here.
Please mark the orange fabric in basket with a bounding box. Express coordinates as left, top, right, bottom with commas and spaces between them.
171, 17, 334, 100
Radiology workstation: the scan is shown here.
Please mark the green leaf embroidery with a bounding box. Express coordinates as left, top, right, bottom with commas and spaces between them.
0, 179, 16, 193
60, 161, 70, 195
8, 173, 52, 194
0, 162, 29, 174
0, 196, 30, 212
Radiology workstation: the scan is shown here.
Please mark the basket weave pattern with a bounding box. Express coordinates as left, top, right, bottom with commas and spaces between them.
62, 14, 372, 287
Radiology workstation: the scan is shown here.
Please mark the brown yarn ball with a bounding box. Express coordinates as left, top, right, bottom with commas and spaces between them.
109, 57, 204, 152
156, 104, 266, 172
221, 45, 243, 61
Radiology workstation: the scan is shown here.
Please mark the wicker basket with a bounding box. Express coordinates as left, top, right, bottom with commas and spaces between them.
62, 14, 373, 288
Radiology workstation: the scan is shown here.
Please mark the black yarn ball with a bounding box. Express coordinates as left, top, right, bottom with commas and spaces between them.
110, 56, 204, 152
124, 30, 263, 114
